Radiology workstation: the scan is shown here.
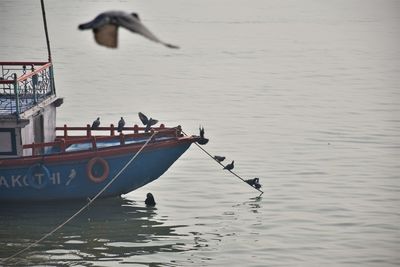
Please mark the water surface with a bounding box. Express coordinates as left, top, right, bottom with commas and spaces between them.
1, 0, 400, 266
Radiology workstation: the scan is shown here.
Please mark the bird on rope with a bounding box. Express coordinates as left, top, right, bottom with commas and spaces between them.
213, 155, 225, 163
223, 160, 234, 171
138, 112, 158, 132
245, 178, 262, 189
78, 11, 180, 49
117, 117, 125, 133
91, 117, 100, 130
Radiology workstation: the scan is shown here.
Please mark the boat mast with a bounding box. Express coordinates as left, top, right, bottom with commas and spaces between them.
40, 0, 56, 93
40, 0, 52, 62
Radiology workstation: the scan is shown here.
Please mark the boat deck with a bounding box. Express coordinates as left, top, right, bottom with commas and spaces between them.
0, 61, 54, 117
17, 124, 185, 158
47, 136, 176, 154
0, 96, 42, 116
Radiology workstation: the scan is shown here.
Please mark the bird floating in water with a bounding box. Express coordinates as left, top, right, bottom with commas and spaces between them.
117, 117, 125, 133
214, 155, 225, 163
223, 160, 234, 171
197, 126, 209, 145
145, 192, 156, 207
245, 178, 262, 189
138, 112, 158, 132
78, 11, 180, 49
91, 117, 100, 130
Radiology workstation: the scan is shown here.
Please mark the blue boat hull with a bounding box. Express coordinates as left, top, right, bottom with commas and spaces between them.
0, 141, 192, 202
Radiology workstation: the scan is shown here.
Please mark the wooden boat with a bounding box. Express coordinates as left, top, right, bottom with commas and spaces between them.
0, 1, 208, 202
0, 62, 203, 202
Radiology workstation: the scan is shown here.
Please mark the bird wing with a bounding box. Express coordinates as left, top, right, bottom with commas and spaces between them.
148, 119, 158, 126
93, 24, 118, 48
79, 13, 110, 30
138, 112, 149, 125
116, 13, 179, 49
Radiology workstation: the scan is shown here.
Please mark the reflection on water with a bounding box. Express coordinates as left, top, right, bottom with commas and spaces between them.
0, 198, 189, 266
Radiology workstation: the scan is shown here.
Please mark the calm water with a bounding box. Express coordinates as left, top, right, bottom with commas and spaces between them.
1, 0, 400, 266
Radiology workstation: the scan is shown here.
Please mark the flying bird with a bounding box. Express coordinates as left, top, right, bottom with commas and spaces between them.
223, 160, 234, 171
214, 155, 225, 163
91, 117, 100, 130
117, 117, 125, 133
78, 11, 180, 49
145, 192, 156, 207
138, 112, 158, 132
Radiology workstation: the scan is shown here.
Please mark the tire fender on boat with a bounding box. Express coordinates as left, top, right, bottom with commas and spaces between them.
26, 164, 50, 189
86, 157, 110, 183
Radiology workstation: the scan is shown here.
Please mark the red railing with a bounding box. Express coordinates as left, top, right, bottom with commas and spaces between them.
22, 124, 183, 156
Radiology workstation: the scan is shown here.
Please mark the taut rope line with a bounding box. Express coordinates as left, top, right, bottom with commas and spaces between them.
1, 131, 157, 264
182, 131, 264, 195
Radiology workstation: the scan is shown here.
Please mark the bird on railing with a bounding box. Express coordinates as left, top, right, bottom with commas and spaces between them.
78, 11, 180, 49
223, 160, 234, 171
214, 155, 225, 163
138, 112, 158, 132
117, 117, 125, 133
91, 117, 100, 130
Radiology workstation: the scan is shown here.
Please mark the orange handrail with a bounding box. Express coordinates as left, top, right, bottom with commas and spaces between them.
55, 123, 167, 138
17, 62, 52, 82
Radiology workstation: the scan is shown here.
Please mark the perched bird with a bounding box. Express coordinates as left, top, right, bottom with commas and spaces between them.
214, 155, 225, 163
199, 126, 205, 139
197, 126, 209, 145
91, 117, 100, 130
117, 117, 125, 133
138, 112, 158, 132
78, 11, 180, 49
223, 160, 234, 171
145, 192, 156, 207
245, 178, 262, 189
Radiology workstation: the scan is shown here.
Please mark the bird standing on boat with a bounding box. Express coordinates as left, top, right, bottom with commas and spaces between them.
138, 112, 158, 132
117, 117, 125, 133
78, 11, 180, 49
214, 155, 225, 163
197, 126, 209, 145
91, 117, 100, 130
223, 160, 234, 171
145, 193, 156, 207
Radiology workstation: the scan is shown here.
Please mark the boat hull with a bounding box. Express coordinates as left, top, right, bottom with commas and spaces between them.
0, 140, 192, 202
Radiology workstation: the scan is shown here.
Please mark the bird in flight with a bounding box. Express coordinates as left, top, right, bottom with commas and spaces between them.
78, 11, 179, 49
138, 112, 158, 132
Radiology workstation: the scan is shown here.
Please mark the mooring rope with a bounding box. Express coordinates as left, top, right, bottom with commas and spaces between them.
1, 131, 157, 264
182, 131, 264, 195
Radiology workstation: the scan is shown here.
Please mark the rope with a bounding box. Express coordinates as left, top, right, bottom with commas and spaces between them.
40, 0, 52, 62
183, 131, 264, 195
1, 131, 157, 264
